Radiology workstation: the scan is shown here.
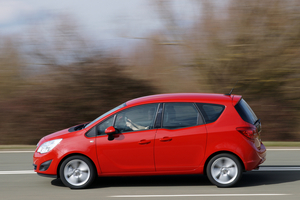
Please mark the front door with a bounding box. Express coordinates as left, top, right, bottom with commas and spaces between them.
96, 103, 159, 173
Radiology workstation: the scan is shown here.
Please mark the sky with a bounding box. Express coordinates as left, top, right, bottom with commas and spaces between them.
0, 0, 198, 49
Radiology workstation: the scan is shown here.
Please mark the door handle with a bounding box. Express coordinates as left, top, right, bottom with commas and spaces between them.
139, 139, 151, 145
160, 137, 172, 142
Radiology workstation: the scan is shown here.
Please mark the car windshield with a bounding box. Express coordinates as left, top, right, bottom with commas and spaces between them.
85, 103, 126, 128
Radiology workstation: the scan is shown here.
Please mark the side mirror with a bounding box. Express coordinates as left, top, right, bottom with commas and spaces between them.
105, 126, 116, 141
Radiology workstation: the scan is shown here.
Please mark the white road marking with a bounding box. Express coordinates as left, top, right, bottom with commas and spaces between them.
0, 151, 35, 153
0, 170, 36, 175
258, 166, 300, 171
267, 149, 300, 151
109, 194, 290, 198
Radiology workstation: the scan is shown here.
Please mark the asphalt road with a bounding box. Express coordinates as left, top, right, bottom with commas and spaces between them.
0, 149, 300, 200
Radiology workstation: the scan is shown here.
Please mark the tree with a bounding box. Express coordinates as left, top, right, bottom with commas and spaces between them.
0, 16, 157, 144
0, 36, 24, 98
152, 0, 300, 140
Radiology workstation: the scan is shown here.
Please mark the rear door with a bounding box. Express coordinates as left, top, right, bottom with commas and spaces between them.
154, 103, 207, 171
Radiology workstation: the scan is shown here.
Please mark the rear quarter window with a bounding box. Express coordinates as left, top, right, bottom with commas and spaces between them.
234, 98, 258, 124
196, 103, 225, 124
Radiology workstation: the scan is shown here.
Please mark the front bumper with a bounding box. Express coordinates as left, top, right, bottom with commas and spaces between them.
33, 151, 59, 176
37, 173, 57, 178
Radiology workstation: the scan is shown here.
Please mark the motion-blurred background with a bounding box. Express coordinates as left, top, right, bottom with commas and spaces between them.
0, 0, 300, 144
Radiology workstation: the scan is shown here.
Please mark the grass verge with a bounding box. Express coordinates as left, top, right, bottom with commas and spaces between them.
263, 141, 300, 147
0, 145, 36, 150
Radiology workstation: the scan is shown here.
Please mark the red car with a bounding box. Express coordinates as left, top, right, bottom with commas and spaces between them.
33, 93, 266, 189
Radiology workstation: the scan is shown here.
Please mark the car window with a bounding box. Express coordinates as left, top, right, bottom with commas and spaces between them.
234, 98, 258, 124
114, 104, 159, 133
196, 103, 225, 123
97, 115, 115, 135
162, 103, 199, 129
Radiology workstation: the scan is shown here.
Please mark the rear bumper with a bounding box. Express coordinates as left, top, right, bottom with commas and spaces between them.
244, 143, 266, 171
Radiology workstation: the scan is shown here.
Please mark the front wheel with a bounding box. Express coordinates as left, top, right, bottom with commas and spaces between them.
60, 155, 96, 189
206, 153, 242, 187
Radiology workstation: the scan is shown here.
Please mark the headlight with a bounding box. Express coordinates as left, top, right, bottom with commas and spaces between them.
36, 137, 44, 148
37, 139, 62, 154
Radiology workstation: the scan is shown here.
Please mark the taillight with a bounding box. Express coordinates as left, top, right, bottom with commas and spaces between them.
236, 127, 257, 140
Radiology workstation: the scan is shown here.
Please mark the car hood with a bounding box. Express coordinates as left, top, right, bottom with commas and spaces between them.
43, 128, 70, 141
36, 128, 71, 148
39, 122, 89, 144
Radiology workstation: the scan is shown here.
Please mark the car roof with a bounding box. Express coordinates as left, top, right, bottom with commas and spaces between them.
126, 93, 241, 106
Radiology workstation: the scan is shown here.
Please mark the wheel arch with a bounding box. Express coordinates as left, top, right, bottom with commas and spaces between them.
203, 151, 245, 175
56, 153, 98, 178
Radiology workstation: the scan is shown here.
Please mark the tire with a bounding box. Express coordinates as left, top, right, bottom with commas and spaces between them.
206, 153, 242, 187
59, 155, 96, 189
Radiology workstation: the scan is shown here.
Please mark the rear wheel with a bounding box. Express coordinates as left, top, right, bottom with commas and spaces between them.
60, 155, 96, 189
206, 153, 242, 187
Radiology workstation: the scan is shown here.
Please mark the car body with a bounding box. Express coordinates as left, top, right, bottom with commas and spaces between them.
33, 93, 266, 189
